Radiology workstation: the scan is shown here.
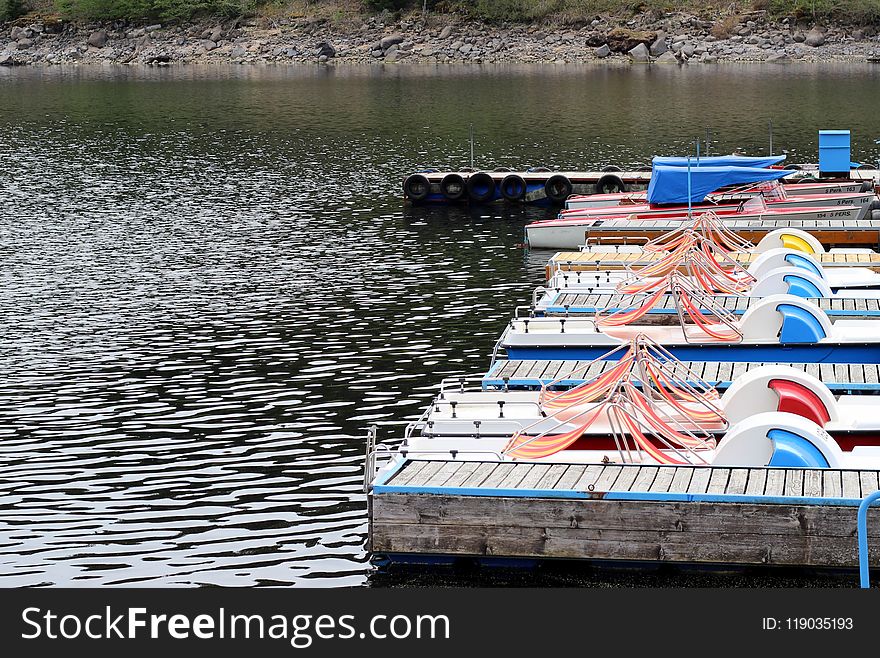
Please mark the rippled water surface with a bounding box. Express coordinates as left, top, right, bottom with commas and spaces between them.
2, 63, 880, 587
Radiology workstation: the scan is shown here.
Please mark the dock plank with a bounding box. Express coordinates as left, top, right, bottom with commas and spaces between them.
628, 466, 658, 493
822, 470, 842, 498
842, 471, 861, 498
574, 464, 607, 491
553, 465, 587, 490
687, 468, 712, 494
726, 469, 749, 495
707, 469, 730, 494
390, 461, 429, 486
649, 467, 677, 493
459, 462, 500, 488
784, 469, 804, 497
764, 470, 786, 496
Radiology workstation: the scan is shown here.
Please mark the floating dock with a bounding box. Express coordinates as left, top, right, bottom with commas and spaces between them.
482, 359, 880, 392
579, 217, 880, 247
545, 250, 880, 275
403, 167, 880, 205
369, 460, 880, 569
534, 292, 880, 319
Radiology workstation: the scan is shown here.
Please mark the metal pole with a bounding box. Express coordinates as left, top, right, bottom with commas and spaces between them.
769, 119, 773, 156
857, 490, 880, 588
469, 123, 474, 169
687, 155, 692, 220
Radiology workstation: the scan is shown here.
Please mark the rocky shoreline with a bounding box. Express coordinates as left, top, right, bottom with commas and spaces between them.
3, 10, 880, 67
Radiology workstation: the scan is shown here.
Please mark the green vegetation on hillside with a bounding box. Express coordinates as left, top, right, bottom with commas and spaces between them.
5, 0, 880, 26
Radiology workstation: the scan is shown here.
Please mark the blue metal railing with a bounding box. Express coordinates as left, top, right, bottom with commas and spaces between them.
857, 490, 880, 588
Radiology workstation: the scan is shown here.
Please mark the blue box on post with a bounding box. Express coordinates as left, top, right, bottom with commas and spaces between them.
818, 129, 851, 176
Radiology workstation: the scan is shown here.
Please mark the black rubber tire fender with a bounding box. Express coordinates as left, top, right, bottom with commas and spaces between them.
595, 174, 627, 194
544, 174, 573, 204
467, 172, 496, 203
403, 174, 431, 201
601, 165, 622, 172
440, 173, 467, 201
500, 174, 527, 202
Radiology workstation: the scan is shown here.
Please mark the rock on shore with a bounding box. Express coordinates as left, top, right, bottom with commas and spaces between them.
2, 9, 880, 66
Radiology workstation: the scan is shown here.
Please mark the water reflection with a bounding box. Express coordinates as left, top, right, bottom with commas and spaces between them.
0, 63, 873, 586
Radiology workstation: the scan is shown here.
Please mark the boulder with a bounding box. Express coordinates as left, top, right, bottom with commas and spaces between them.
385, 49, 398, 63
681, 43, 696, 57
16, 38, 33, 49
655, 51, 678, 63
650, 32, 667, 56
594, 43, 611, 58
793, 31, 806, 43
628, 42, 651, 62
10, 26, 25, 40
767, 52, 788, 62
607, 27, 656, 53
380, 33, 404, 49
805, 28, 825, 47
450, 40, 463, 50
200, 40, 217, 51
88, 30, 107, 48
209, 26, 223, 43
231, 45, 248, 58
439, 25, 454, 39
316, 41, 336, 58
145, 24, 162, 33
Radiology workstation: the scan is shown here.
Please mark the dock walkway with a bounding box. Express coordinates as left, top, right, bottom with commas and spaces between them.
370, 460, 880, 568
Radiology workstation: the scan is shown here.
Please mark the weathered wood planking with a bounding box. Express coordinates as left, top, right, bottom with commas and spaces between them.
371, 494, 880, 567
372, 460, 880, 568
546, 250, 880, 276
541, 292, 880, 317
486, 359, 880, 387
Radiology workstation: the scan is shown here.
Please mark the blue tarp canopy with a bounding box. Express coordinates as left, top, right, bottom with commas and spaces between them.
646, 165, 794, 204
652, 155, 786, 168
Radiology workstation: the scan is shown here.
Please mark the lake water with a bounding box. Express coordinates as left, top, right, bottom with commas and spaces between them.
2, 63, 878, 587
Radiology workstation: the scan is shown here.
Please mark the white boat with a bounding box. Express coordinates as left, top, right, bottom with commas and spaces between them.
393, 343, 880, 469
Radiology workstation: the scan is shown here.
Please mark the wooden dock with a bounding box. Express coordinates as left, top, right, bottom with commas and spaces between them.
546, 250, 880, 277
580, 217, 880, 246
537, 292, 880, 318
483, 359, 880, 391
370, 460, 880, 568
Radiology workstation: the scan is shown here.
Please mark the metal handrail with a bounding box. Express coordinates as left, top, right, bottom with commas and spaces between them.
857, 490, 880, 587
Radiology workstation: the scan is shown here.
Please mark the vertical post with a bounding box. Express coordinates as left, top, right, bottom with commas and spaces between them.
857, 490, 880, 588
469, 123, 475, 170
687, 155, 692, 220
706, 127, 711, 156
769, 119, 773, 156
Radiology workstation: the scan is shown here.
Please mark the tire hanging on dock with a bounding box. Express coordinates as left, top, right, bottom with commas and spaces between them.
544, 174, 573, 204
403, 174, 431, 202
500, 174, 527, 202
466, 171, 496, 203
595, 174, 627, 194
440, 173, 467, 201
601, 165, 622, 172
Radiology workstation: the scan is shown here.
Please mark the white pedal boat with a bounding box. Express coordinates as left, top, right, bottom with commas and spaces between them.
501, 294, 880, 363
399, 363, 880, 470
542, 248, 880, 300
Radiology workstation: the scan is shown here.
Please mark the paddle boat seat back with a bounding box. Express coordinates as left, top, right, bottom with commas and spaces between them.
720, 365, 840, 426
713, 411, 844, 469
749, 266, 834, 298
753, 228, 826, 255
748, 247, 826, 279
738, 294, 833, 343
